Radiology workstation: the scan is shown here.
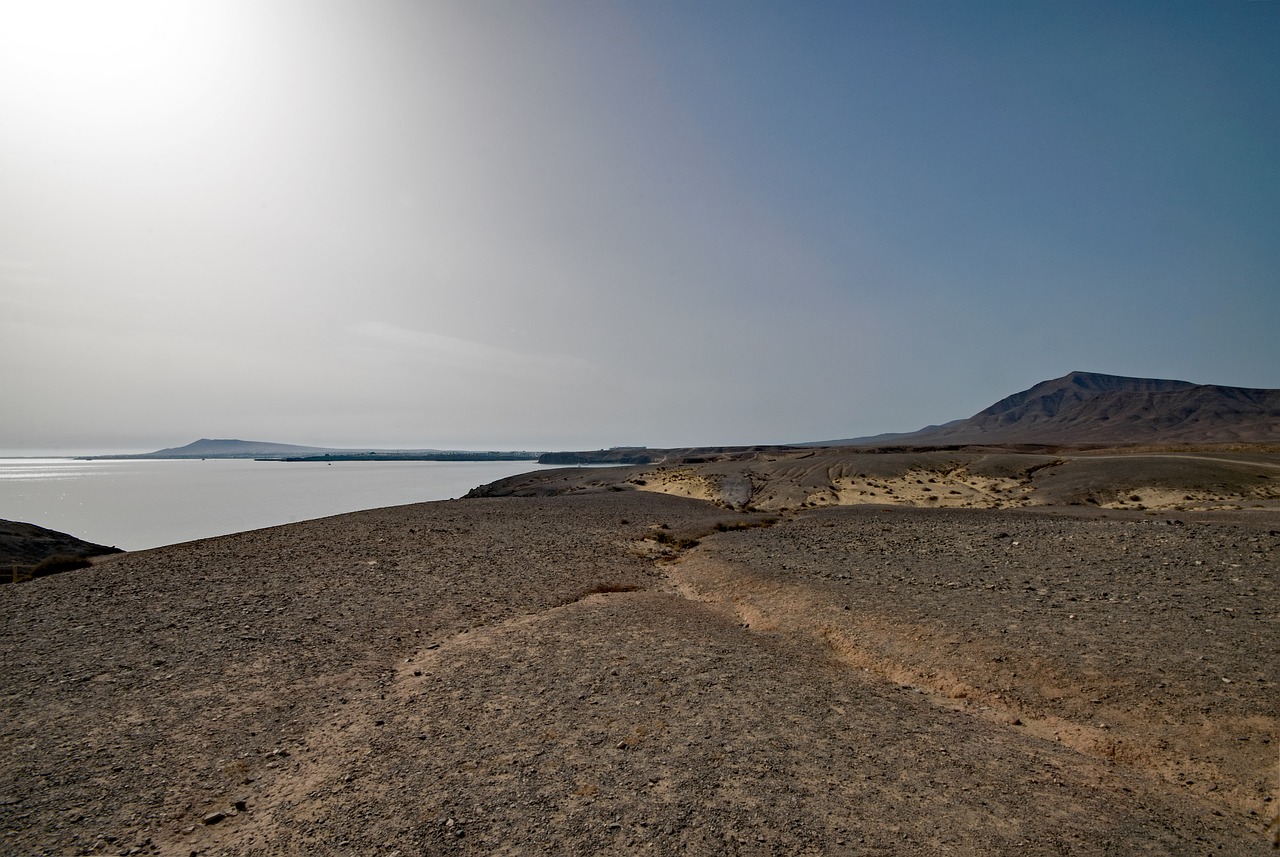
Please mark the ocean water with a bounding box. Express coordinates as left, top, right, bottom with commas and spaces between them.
0, 458, 551, 551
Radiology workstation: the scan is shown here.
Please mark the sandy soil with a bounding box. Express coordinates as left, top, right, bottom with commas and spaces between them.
2, 461, 1278, 854
477, 449, 1280, 514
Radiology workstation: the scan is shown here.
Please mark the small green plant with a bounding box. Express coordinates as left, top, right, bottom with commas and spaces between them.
712, 517, 778, 532
651, 530, 700, 549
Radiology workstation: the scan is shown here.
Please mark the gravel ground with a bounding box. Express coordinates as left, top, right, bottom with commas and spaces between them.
1, 490, 1276, 855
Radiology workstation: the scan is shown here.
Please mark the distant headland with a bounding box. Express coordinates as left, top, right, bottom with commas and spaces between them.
77, 438, 543, 462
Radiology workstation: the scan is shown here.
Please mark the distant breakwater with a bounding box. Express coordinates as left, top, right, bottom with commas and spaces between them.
277, 452, 539, 462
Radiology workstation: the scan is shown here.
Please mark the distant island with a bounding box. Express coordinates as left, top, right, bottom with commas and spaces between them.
78, 438, 543, 462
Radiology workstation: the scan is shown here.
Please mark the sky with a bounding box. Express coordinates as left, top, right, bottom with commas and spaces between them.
2, 1, 1277, 454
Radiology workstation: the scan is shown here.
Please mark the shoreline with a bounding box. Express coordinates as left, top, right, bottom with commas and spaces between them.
0, 458, 557, 552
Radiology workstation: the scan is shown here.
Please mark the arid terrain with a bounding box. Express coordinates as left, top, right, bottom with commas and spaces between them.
2, 447, 1278, 854
486, 446, 1280, 515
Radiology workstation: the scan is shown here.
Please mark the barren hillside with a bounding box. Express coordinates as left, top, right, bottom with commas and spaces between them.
2, 457, 1277, 854
821, 372, 1280, 446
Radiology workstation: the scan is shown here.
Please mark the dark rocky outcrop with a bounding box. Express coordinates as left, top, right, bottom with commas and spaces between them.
539, 449, 655, 465
0, 519, 123, 583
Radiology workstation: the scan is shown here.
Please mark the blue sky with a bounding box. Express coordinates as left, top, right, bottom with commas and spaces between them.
1, 1, 1276, 453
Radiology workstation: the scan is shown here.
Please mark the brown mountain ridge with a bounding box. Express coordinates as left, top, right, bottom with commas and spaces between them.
827, 370, 1280, 446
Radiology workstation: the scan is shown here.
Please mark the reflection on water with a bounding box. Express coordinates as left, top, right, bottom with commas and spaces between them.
0, 459, 107, 481
0, 458, 549, 551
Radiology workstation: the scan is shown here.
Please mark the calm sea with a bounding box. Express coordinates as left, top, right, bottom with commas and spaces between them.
0, 458, 552, 551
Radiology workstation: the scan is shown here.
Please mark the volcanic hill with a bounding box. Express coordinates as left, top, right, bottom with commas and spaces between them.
828, 371, 1280, 446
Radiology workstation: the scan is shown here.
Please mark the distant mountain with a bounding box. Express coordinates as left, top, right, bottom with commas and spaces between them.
822, 371, 1280, 446
77, 438, 354, 459
80, 438, 540, 461
146, 439, 343, 458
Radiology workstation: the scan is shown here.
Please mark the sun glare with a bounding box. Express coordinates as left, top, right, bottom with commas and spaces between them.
0, 1, 239, 144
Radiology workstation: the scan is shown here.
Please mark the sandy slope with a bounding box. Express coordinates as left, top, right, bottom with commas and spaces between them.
2, 482, 1277, 854
477, 448, 1280, 514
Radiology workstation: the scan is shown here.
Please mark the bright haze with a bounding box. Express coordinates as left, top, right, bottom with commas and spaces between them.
2, 2, 1277, 455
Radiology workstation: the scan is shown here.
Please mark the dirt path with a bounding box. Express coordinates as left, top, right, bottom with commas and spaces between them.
666, 507, 1279, 823
1084, 453, 1280, 471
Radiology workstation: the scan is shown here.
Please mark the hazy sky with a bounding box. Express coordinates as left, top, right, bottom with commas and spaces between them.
2, 1, 1277, 454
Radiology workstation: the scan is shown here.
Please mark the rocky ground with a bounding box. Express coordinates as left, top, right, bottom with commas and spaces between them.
1, 456, 1277, 854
